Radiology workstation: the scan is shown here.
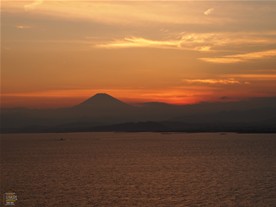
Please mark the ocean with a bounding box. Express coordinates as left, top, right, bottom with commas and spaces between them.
1, 132, 275, 206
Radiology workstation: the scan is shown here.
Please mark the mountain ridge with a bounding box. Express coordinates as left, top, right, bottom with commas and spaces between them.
1, 94, 276, 133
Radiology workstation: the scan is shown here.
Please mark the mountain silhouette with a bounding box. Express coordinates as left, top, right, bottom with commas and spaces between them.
74, 93, 130, 110
1, 94, 276, 133
69, 93, 136, 125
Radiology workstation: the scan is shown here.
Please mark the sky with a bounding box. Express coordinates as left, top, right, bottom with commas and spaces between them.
1, 0, 276, 108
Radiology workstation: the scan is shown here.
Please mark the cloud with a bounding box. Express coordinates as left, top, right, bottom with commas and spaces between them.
183, 78, 242, 85
95, 35, 217, 52
24, 0, 44, 11
224, 74, 276, 80
200, 49, 276, 64
196, 46, 211, 52
4, 1, 221, 26
179, 32, 276, 49
200, 57, 242, 64
16, 25, 32, 29
96, 37, 179, 49
204, 8, 214, 16
95, 32, 276, 53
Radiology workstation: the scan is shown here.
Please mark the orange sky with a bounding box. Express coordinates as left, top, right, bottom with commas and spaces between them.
1, 1, 276, 108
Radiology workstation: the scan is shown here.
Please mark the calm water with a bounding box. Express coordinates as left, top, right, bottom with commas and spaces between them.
1, 132, 276, 206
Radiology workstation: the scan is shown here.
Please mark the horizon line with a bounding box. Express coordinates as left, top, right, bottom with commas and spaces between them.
1, 92, 276, 110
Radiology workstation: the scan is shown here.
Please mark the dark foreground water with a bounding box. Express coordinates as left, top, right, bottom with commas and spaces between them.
1, 132, 276, 206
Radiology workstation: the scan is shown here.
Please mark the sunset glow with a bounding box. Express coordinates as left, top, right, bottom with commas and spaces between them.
1, 0, 276, 108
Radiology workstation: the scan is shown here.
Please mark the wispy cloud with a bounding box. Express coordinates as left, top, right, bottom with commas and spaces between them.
16, 25, 32, 29
200, 49, 276, 64
183, 78, 243, 85
178, 32, 275, 49
3, 1, 218, 25
95, 32, 276, 53
24, 0, 44, 11
96, 37, 179, 49
95, 35, 217, 52
224, 74, 276, 80
204, 8, 214, 16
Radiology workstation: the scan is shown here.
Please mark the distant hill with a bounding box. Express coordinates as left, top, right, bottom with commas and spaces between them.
1, 94, 276, 133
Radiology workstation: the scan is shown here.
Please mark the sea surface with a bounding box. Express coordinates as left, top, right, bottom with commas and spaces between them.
1, 132, 276, 206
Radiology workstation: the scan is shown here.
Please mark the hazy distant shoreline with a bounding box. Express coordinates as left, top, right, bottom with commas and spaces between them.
1, 128, 276, 134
